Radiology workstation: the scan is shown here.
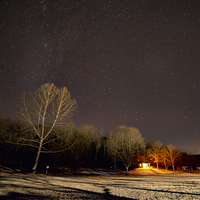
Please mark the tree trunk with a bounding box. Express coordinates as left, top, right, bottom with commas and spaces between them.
156, 161, 159, 170
113, 156, 116, 170
114, 162, 116, 170
95, 152, 98, 161
32, 142, 43, 173
125, 166, 129, 175
172, 162, 175, 171
164, 161, 167, 170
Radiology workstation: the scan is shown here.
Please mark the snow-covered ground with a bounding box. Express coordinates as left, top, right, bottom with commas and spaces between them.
0, 173, 200, 199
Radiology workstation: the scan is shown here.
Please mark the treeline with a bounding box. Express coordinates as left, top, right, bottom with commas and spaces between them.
0, 118, 199, 174
0, 83, 199, 174
146, 141, 199, 171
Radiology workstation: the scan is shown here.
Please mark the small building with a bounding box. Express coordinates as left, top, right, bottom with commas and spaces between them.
139, 163, 150, 168
182, 166, 189, 171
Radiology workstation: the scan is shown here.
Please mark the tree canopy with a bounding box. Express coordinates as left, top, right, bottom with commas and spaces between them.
107, 126, 145, 175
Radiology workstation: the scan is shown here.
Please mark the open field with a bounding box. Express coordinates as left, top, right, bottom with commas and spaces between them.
1, 169, 200, 199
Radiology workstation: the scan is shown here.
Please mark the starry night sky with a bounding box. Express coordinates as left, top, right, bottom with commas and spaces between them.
1, 0, 200, 152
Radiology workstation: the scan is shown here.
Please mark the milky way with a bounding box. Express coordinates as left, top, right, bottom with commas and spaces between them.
1, 1, 200, 152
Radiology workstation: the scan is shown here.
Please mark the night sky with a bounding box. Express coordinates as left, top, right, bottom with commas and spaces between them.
1, 0, 200, 152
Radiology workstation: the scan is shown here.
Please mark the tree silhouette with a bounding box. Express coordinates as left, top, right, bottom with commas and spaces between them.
17, 83, 77, 172
147, 141, 163, 169
107, 126, 145, 175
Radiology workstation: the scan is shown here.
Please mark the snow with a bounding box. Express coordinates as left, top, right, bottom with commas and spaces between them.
0, 173, 200, 199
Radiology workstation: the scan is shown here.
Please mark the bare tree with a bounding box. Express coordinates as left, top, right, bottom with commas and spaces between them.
0, 118, 12, 142
17, 83, 77, 172
107, 126, 145, 175
160, 146, 169, 170
45, 123, 78, 165
0, 119, 25, 151
181, 150, 197, 171
79, 125, 102, 159
106, 133, 118, 170
68, 125, 102, 167
91, 129, 103, 162
147, 141, 163, 169
165, 144, 181, 171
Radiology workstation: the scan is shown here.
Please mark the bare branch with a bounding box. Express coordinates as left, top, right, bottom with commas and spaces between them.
16, 83, 77, 172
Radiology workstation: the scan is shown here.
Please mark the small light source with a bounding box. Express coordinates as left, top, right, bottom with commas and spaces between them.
143, 163, 147, 168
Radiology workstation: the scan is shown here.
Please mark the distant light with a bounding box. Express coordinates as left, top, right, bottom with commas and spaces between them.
143, 163, 148, 168
140, 163, 150, 168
